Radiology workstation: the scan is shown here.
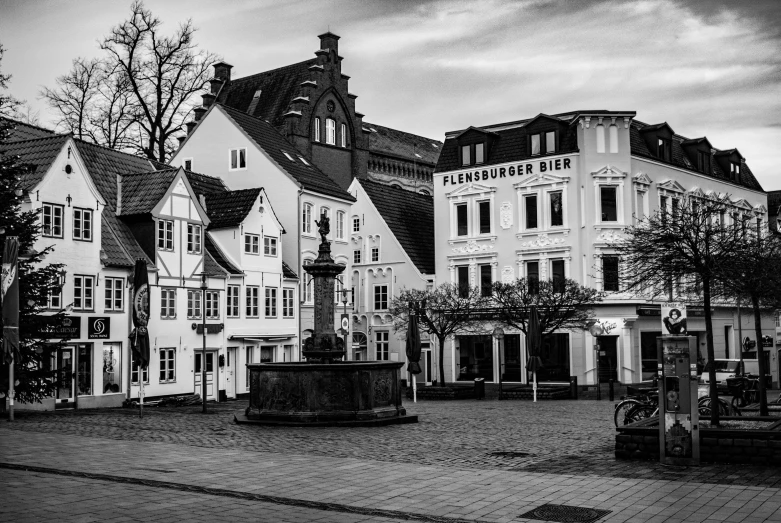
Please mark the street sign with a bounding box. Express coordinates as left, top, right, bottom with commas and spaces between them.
341, 313, 349, 332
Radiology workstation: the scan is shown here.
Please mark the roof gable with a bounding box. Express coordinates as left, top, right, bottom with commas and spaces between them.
205, 188, 261, 229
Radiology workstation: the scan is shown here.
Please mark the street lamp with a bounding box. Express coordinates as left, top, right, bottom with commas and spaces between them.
492, 327, 505, 399
589, 322, 604, 400
200, 271, 208, 413
337, 281, 353, 359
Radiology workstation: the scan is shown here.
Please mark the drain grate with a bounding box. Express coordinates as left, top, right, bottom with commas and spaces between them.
489, 451, 530, 458
519, 504, 610, 523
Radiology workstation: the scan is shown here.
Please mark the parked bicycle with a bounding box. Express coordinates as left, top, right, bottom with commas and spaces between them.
614, 386, 658, 427
727, 376, 759, 412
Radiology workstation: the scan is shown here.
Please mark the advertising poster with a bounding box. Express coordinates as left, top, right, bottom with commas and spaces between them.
661, 302, 688, 335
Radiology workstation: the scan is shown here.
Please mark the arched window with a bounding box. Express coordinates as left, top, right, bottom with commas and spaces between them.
302, 202, 313, 234
313, 118, 321, 142
341, 124, 347, 148
325, 118, 336, 145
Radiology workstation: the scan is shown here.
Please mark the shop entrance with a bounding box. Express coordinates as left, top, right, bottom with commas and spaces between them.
503, 334, 523, 382
457, 335, 494, 382
597, 336, 618, 383
420, 344, 432, 385
225, 347, 237, 399
55, 347, 75, 407
194, 351, 217, 401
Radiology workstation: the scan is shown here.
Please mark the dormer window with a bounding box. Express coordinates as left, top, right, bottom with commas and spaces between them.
697, 151, 710, 174
475, 143, 484, 164
460, 142, 486, 167
461, 145, 471, 166
657, 138, 671, 162
530, 131, 556, 156
731, 162, 740, 181
325, 118, 336, 145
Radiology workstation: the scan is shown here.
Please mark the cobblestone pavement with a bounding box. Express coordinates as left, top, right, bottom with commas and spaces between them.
5, 398, 781, 487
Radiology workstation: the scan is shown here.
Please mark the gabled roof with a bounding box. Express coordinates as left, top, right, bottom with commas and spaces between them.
205, 188, 261, 229
205, 235, 242, 275
218, 104, 354, 202
363, 122, 442, 166
3, 119, 57, 141
119, 168, 180, 216
101, 210, 153, 268
1, 134, 69, 189
358, 179, 434, 275
282, 260, 299, 280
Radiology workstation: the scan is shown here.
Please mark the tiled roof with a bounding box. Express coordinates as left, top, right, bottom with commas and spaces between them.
119, 169, 179, 216
282, 260, 299, 280
1, 135, 69, 189
3, 119, 57, 141
185, 169, 228, 199
205, 235, 242, 275
217, 59, 318, 128
204, 188, 261, 229
358, 179, 434, 275
364, 122, 442, 166
101, 210, 153, 268
219, 104, 354, 202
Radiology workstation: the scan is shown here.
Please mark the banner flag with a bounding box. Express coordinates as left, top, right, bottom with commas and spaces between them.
1, 237, 20, 364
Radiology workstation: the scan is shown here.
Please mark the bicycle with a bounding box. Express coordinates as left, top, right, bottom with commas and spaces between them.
614, 387, 658, 427
620, 394, 735, 426
727, 376, 759, 412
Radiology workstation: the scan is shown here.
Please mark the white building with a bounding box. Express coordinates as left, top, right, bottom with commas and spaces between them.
433, 111, 775, 387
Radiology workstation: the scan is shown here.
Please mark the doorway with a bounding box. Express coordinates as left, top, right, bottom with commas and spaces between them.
421, 344, 432, 385
225, 347, 237, 399
55, 347, 75, 407
597, 336, 618, 383
194, 351, 217, 401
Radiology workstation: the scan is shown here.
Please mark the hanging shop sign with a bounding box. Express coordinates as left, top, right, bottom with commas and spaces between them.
193, 323, 224, 334
589, 318, 620, 337
87, 317, 111, 339
637, 307, 661, 317
38, 315, 81, 339
662, 303, 688, 335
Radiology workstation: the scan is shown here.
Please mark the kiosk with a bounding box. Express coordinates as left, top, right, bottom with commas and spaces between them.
657, 336, 700, 465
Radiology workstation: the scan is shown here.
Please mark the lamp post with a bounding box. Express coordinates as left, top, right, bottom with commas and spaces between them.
200, 271, 208, 414
492, 327, 505, 400
589, 322, 604, 400
339, 285, 352, 360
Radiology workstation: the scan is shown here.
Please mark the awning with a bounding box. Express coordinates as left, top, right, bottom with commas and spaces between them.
229, 334, 296, 342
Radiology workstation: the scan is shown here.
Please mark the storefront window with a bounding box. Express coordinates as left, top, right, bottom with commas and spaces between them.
502, 334, 522, 382
260, 346, 275, 363
78, 345, 92, 396
102, 343, 122, 393
640, 331, 661, 381
536, 334, 570, 382
457, 335, 493, 381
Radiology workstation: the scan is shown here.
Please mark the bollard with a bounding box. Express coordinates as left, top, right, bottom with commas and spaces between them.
570, 376, 578, 400
609, 379, 614, 402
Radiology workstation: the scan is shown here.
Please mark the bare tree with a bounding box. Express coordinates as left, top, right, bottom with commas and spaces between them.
40, 57, 104, 141
616, 195, 742, 426
390, 283, 486, 387
491, 278, 604, 336
0, 43, 22, 118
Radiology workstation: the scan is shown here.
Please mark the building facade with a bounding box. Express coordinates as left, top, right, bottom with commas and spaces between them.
434, 110, 775, 387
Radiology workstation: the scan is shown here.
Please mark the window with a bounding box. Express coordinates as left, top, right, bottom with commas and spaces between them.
246, 286, 259, 317
524, 194, 538, 229
104, 277, 124, 311
549, 191, 563, 227
73, 208, 92, 241
352, 216, 360, 233
265, 287, 277, 317
187, 224, 202, 254
371, 247, 379, 262
600, 187, 617, 222
478, 201, 491, 234
659, 195, 668, 224
303, 203, 313, 234
730, 162, 740, 181
545, 131, 556, 154
531, 133, 541, 156
551, 259, 565, 293
159, 348, 176, 383
475, 143, 484, 164
671, 198, 680, 222
697, 151, 710, 174
373, 284, 388, 310
457, 266, 470, 298
47, 288, 62, 310
131, 353, 149, 384
456, 203, 468, 236
341, 123, 347, 147
206, 291, 219, 319
657, 138, 671, 161
244, 234, 259, 254
283, 288, 295, 318
353, 250, 362, 264
245, 347, 253, 389
183, 158, 192, 170
461, 145, 471, 166
376, 331, 389, 360
73, 275, 94, 310
187, 290, 202, 319
227, 285, 240, 317
527, 261, 539, 294
479, 264, 492, 297
230, 148, 247, 170
303, 260, 313, 303
336, 211, 345, 239
325, 118, 336, 145
103, 343, 121, 393
603, 256, 619, 292
313, 118, 320, 142
157, 220, 174, 250
42, 203, 63, 238
264, 236, 278, 256
160, 288, 176, 318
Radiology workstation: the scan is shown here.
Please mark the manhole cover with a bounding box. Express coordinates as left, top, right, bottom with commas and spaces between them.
519, 504, 610, 523
489, 451, 530, 458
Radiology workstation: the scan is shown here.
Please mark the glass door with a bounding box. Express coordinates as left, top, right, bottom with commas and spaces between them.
56, 347, 75, 404
194, 352, 215, 400
421, 347, 432, 385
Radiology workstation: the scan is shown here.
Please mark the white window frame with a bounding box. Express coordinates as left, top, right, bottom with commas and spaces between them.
592, 167, 626, 226
375, 331, 389, 361
313, 118, 321, 142
187, 223, 202, 254
341, 123, 347, 148
352, 215, 360, 233
227, 285, 240, 318
454, 202, 469, 237
475, 199, 493, 236
264, 236, 278, 257
104, 277, 124, 312
131, 353, 149, 385
187, 290, 202, 319
303, 203, 314, 235
353, 250, 362, 264
302, 260, 313, 303
282, 288, 295, 318
373, 284, 389, 311
73, 275, 94, 311
47, 287, 62, 310
229, 148, 247, 171
159, 348, 176, 383
157, 219, 174, 251
73, 207, 92, 241
545, 188, 568, 230
161, 288, 176, 319
521, 192, 540, 232
42, 202, 64, 238
206, 291, 219, 319
336, 211, 345, 240
371, 247, 379, 263
265, 287, 277, 318
325, 118, 336, 145
246, 286, 259, 317
244, 233, 260, 255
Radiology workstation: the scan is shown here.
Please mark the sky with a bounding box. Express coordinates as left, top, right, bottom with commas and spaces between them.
1, 0, 780, 189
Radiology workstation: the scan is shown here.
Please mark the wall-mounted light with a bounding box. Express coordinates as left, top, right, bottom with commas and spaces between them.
58, 269, 67, 288
14, 188, 23, 197
66, 194, 72, 207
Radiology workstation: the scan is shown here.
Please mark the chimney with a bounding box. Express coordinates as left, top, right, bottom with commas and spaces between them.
193, 107, 207, 122
116, 174, 122, 215
318, 32, 340, 55
202, 93, 216, 109
186, 121, 197, 135
213, 62, 233, 83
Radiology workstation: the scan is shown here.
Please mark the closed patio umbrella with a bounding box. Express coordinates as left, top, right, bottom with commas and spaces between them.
130, 259, 150, 417
406, 302, 422, 402
526, 305, 543, 403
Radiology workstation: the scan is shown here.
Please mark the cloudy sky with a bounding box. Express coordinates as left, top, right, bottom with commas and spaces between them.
1, 0, 780, 188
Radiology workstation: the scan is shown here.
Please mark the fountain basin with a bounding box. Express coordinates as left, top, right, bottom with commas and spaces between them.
235, 361, 418, 426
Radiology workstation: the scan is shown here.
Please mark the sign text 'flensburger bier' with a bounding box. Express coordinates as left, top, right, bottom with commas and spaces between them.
442, 157, 573, 187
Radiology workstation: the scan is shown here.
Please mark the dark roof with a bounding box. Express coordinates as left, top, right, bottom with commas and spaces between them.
101, 210, 153, 268
204, 188, 261, 229
629, 120, 763, 192
358, 179, 434, 275
205, 235, 242, 275
768, 191, 781, 216
1, 135, 69, 189
218, 59, 317, 128
282, 261, 299, 280
119, 169, 179, 216
219, 104, 354, 202
185, 169, 228, 199
364, 122, 442, 166
3, 119, 57, 141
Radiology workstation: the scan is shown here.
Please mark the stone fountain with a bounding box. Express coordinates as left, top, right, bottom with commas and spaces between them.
235, 214, 417, 426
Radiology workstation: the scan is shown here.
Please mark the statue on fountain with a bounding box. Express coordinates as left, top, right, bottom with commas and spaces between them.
315, 213, 330, 244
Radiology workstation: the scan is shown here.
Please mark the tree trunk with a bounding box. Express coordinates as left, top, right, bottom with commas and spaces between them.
751, 294, 769, 416
437, 334, 447, 387
703, 279, 720, 426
